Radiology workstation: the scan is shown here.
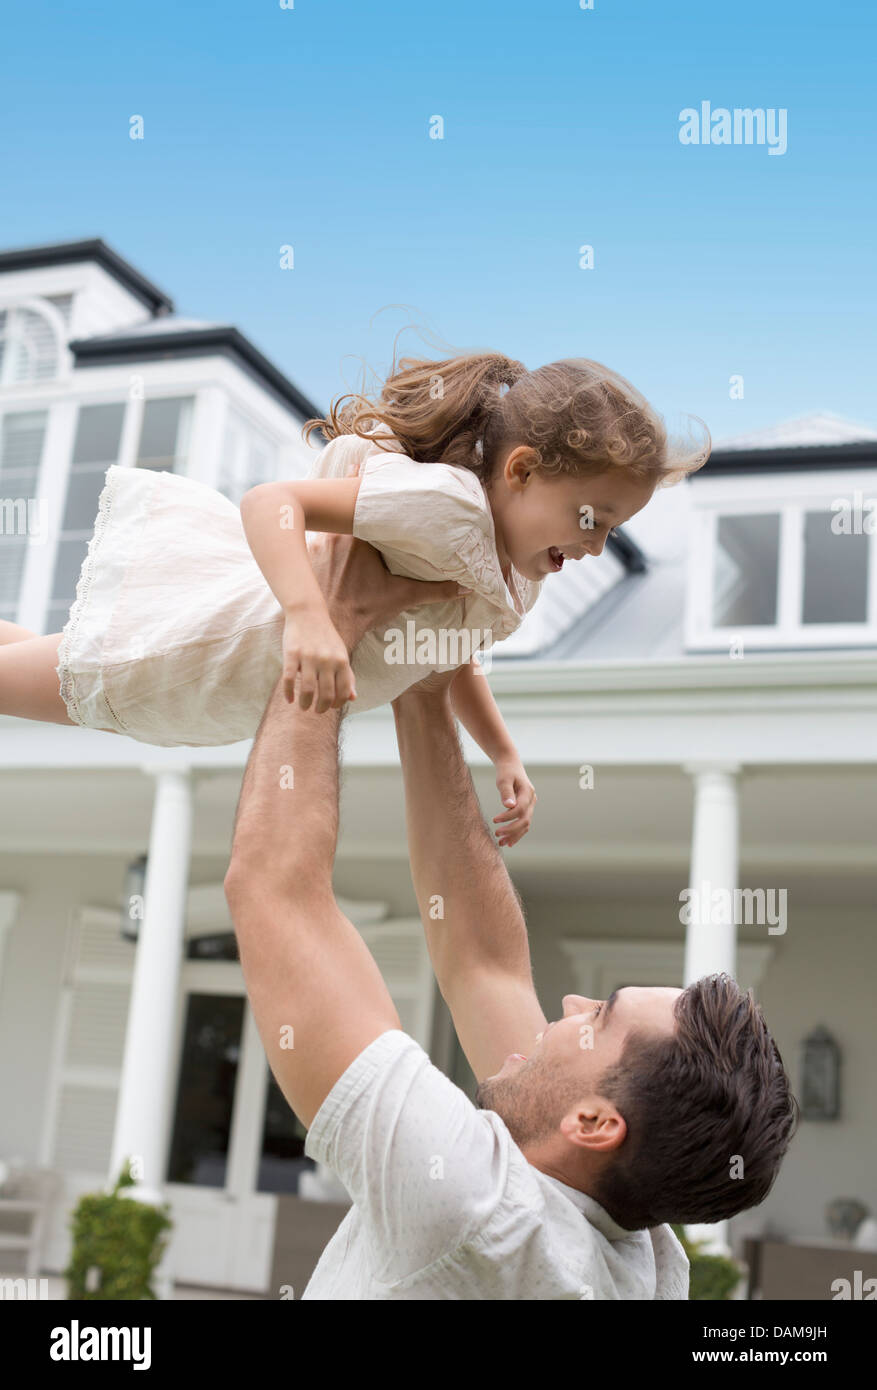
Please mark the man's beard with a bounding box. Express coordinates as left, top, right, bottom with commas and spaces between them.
475, 1054, 570, 1148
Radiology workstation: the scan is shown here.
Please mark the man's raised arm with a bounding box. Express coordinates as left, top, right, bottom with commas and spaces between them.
393, 682, 548, 1082
225, 534, 465, 1128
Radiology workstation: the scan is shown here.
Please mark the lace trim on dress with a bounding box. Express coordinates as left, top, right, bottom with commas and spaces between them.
55, 464, 122, 728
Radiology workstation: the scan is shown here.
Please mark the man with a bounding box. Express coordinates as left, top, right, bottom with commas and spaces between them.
224, 533, 799, 1301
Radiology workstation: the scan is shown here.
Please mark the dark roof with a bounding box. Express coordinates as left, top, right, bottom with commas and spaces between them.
702, 414, 877, 476
702, 440, 877, 476
0, 238, 174, 315
69, 323, 324, 421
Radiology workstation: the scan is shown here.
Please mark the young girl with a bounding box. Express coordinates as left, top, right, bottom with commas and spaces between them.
0, 354, 708, 847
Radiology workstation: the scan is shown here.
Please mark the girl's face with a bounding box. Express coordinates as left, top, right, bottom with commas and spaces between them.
488, 446, 656, 582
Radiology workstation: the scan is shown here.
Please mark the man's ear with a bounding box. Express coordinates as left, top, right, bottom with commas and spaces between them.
559, 1100, 627, 1154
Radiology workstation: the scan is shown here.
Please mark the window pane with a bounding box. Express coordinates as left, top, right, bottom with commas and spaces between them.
0, 413, 47, 616
0, 536, 28, 608
256, 1069, 315, 1195
802, 511, 869, 624
713, 514, 780, 627
71, 403, 125, 465
166, 993, 245, 1187
51, 536, 90, 601
45, 599, 74, 631
0, 496, 38, 539
137, 397, 192, 471
0, 410, 47, 480
218, 409, 277, 503
61, 465, 109, 531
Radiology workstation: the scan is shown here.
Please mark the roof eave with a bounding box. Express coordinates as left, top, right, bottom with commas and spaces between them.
69, 325, 324, 422
701, 441, 877, 475
0, 238, 174, 315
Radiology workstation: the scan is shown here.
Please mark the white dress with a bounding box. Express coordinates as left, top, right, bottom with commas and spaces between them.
55, 434, 542, 747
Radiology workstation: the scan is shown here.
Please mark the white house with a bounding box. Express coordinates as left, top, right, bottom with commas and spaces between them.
0, 240, 875, 1299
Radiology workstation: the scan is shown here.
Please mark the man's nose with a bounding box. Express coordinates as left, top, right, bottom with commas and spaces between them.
562, 994, 597, 1016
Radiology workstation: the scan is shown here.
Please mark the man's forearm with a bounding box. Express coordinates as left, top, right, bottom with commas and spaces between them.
228, 572, 372, 891
229, 677, 342, 895
393, 691, 534, 992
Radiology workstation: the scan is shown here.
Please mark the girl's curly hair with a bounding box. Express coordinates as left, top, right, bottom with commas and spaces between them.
305, 348, 710, 488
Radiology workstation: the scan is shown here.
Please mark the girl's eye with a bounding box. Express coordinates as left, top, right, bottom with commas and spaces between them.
592, 1002, 603, 1019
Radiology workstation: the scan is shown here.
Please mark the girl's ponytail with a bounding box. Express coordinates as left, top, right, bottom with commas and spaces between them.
304, 351, 528, 480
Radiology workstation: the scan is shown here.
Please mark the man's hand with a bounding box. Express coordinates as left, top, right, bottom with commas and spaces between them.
392, 685, 548, 1081
305, 534, 469, 711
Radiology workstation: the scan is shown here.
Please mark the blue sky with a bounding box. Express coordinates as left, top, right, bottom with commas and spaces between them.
3, 0, 875, 441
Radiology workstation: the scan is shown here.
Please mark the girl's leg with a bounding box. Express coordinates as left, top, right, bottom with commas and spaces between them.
0, 619, 39, 645
0, 633, 78, 725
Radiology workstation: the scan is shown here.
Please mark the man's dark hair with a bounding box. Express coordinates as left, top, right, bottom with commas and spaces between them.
590, 973, 799, 1230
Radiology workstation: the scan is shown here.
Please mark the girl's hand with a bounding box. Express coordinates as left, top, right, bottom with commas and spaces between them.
492, 753, 537, 848
282, 605, 357, 712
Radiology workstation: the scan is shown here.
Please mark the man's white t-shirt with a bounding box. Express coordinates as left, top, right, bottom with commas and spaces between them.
301, 1030, 689, 1300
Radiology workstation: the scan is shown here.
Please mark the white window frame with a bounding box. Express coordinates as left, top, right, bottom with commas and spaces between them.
0, 296, 71, 389
686, 468, 877, 650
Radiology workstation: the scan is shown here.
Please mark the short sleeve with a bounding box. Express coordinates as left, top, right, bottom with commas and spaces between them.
352, 453, 491, 581
304, 1030, 507, 1282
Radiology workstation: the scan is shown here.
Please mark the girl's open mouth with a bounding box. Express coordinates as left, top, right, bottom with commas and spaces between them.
548, 546, 565, 571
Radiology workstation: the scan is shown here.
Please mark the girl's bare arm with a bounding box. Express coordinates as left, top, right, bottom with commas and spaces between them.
239, 476, 362, 710
239, 475, 362, 614
450, 661, 537, 847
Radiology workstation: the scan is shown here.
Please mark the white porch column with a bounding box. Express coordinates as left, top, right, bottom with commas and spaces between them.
683, 763, 741, 985
682, 762, 741, 1262
0, 891, 20, 1004
109, 768, 193, 1207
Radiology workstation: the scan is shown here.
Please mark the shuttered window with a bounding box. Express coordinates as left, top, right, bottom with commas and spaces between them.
0, 410, 48, 620
47, 908, 134, 1177
0, 304, 63, 384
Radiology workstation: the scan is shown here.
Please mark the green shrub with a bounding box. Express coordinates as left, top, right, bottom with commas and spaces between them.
672, 1224, 744, 1300
64, 1162, 173, 1300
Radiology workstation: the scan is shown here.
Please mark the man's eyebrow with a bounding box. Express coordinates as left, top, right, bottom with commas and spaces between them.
601, 989, 621, 1026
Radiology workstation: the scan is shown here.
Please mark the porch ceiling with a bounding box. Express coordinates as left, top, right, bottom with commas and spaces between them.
0, 764, 873, 906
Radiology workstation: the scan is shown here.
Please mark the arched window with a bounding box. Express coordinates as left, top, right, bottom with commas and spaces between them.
0, 298, 68, 386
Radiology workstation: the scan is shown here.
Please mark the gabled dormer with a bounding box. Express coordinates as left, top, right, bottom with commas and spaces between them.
0, 239, 322, 634
0, 238, 172, 389
686, 415, 877, 652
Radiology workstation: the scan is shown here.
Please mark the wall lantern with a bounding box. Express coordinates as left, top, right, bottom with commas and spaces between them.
121, 855, 148, 942
800, 1025, 840, 1120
